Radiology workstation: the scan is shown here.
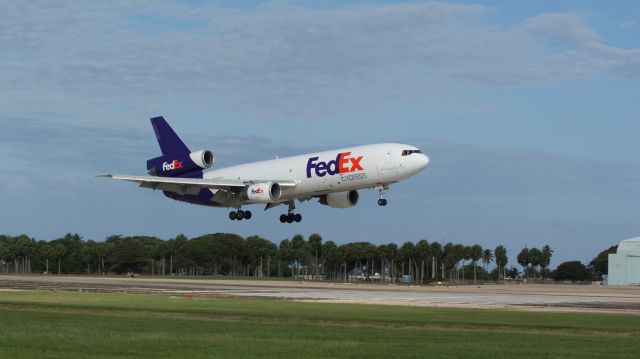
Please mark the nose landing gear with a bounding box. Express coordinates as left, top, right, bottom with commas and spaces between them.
279, 201, 302, 223
377, 185, 389, 206
229, 209, 252, 221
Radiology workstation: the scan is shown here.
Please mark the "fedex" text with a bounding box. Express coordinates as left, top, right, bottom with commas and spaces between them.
162, 160, 183, 171
306, 152, 364, 178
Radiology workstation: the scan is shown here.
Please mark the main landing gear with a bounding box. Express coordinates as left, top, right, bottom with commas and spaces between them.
279, 201, 302, 223
377, 185, 389, 206
279, 213, 302, 223
229, 209, 252, 221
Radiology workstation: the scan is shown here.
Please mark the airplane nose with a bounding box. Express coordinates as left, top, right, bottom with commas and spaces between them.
419, 153, 430, 170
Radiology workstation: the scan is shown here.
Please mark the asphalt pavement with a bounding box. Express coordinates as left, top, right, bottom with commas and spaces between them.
1, 275, 638, 314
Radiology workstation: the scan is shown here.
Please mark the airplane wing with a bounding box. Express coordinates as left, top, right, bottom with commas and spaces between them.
97, 174, 296, 196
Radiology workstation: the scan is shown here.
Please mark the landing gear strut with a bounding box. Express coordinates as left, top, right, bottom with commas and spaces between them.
229, 209, 252, 221
377, 185, 389, 206
279, 201, 302, 223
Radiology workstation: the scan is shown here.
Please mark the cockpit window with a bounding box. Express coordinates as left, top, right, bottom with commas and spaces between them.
401, 149, 422, 156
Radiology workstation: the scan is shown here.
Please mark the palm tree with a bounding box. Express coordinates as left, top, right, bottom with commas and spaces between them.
278, 239, 292, 279
308, 234, 323, 279
167, 234, 187, 275
430, 242, 443, 281
52, 243, 66, 275
481, 248, 494, 272
517, 247, 529, 279
95, 242, 109, 275
291, 234, 307, 278
527, 247, 542, 279
494, 245, 508, 279
386, 243, 398, 283
399, 242, 416, 283
415, 240, 430, 284
38, 241, 52, 274
459, 245, 470, 282
540, 245, 553, 278
469, 245, 483, 284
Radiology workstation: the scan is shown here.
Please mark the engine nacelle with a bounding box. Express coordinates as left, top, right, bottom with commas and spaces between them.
244, 182, 282, 203
189, 149, 214, 169
319, 190, 359, 208
147, 149, 214, 176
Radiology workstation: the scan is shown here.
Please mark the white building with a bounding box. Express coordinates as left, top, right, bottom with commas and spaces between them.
608, 237, 640, 285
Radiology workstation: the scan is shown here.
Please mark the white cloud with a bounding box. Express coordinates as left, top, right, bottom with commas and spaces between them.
0, 1, 638, 121
520, 13, 640, 79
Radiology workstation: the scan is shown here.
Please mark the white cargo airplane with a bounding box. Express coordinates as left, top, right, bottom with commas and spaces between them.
100, 117, 429, 223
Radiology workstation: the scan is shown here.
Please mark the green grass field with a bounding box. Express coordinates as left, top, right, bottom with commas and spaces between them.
0, 290, 638, 358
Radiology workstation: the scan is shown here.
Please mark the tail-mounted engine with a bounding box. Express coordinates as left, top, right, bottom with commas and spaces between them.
147, 149, 214, 177
319, 190, 359, 208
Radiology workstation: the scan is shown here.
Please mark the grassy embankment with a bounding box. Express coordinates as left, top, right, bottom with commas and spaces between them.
0, 290, 638, 358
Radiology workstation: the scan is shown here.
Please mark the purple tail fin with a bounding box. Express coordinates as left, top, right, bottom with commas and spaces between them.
147, 116, 204, 179
150, 116, 190, 155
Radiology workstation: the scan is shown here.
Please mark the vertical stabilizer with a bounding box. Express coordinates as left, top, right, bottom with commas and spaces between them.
150, 116, 190, 155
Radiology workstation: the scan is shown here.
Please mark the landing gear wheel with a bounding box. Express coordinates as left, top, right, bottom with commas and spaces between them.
279, 214, 287, 223
229, 211, 237, 220
378, 198, 388, 206
287, 213, 295, 223
244, 210, 252, 220
294, 213, 302, 222
236, 210, 245, 220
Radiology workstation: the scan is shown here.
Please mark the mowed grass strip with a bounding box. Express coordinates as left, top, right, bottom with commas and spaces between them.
0, 291, 638, 358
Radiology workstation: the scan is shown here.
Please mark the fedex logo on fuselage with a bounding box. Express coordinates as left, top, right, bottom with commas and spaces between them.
162, 160, 183, 171
306, 152, 364, 178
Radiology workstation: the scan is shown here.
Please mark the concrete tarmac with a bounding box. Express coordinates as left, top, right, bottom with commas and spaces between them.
1, 275, 639, 314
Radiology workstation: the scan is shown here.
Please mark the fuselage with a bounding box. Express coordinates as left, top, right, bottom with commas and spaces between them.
203, 143, 429, 205
104, 117, 431, 222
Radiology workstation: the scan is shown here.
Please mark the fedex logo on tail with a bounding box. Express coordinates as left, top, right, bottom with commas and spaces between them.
162, 160, 183, 171
306, 152, 364, 178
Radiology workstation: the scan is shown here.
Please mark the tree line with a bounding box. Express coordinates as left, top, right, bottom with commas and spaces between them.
0, 232, 578, 283
516, 245, 554, 279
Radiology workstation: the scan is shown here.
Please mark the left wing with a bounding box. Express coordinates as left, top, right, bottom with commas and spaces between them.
97, 174, 296, 196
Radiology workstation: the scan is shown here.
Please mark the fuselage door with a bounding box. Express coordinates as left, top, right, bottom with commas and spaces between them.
379, 149, 397, 179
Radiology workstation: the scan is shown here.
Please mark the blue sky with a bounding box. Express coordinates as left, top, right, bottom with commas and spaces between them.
0, 1, 638, 267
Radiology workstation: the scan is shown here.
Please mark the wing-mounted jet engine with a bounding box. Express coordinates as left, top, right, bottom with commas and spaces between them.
319, 190, 359, 208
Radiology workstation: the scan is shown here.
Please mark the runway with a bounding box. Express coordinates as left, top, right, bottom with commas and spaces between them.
1, 275, 639, 314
